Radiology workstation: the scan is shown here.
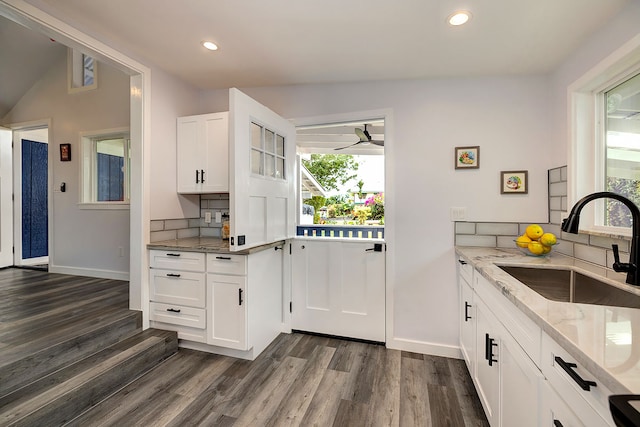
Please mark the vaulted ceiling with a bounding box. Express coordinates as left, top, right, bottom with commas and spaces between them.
0, 0, 631, 120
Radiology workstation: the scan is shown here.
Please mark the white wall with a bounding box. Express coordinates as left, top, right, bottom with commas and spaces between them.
2, 55, 133, 277
200, 76, 554, 354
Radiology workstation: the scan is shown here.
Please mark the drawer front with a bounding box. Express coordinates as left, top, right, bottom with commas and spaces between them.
150, 270, 205, 308
149, 302, 206, 330
206, 253, 247, 275
541, 333, 614, 426
457, 255, 473, 284
150, 320, 206, 343
150, 250, 205, 272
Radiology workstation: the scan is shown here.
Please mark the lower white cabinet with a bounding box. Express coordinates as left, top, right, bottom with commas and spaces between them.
458, 257, 476, 377
207, 273, 247, 350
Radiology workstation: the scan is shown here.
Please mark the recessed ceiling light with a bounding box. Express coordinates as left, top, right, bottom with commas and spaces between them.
448, 11, 471, 26
202, 41, 218, 51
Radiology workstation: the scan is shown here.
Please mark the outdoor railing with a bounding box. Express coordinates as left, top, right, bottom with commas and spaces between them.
296, 225, 384, 239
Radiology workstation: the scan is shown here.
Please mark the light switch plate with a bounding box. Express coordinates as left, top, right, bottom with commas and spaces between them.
450, 207, 467, 221
204, 211, 212, 223
215, 211, 222, 223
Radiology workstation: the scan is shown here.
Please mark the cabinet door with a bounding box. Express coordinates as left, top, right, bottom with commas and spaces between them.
500, 329, 543, 427
460, 275, 475, 376
201, 112, 228, 193
177, 115, 202, 193
474, 298, 500, 427
540, 381, 584, 427
207, 274, 247, 350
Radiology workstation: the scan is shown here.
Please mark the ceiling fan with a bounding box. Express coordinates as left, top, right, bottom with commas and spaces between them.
334, 124, 384, 150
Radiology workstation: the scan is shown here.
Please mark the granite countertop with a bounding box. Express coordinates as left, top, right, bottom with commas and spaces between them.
455, 246, 640, 394
148, 237, 284, 255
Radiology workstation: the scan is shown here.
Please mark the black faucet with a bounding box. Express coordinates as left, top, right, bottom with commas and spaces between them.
561, 191, 640, 286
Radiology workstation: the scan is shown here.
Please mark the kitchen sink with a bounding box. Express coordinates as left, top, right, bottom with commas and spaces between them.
498, 266, 640, 309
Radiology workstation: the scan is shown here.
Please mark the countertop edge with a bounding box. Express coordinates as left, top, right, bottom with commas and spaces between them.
148, 238, 286, 255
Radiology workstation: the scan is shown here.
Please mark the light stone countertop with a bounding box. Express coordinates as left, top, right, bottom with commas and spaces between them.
455, 246, 640, 394
148, 237, 284, 255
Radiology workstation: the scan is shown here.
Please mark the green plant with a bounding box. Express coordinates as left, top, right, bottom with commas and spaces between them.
365, 193, 384, 220
353, 206, 371, 225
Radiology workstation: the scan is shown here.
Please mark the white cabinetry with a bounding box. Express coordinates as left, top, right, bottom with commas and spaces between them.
149, 250, 207, 342
177, 112, 229, 194
458, 257, 475, 376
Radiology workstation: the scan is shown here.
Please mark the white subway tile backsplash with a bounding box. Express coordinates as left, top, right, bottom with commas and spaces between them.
150, 230, 177, 242
560, 232, 589, 245
549, 168, 562, 183
549, 197, 562, 210
177, 228, 199, 239
574, 244, 607, 266
200, 227, 222, 237
549, 211, 562, 225
455, 235, 496, 247
164, 219, 189, 230
549, 181, 567, 197
150, 220, 164, 231
497, 236, 516, 248
589, 235, 630, 252
477, 222, 519, 236
455, 222, 476, 235
555, 240, 574, 257
560, 166, 567, 181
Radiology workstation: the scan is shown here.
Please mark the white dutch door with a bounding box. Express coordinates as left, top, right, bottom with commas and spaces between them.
228, 88, 296, 251
291, 238, 385, 342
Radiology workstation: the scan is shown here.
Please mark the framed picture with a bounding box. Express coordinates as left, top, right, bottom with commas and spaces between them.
501, 170, 528, 194
60, 143, 71, 162
455, 146, 480, 169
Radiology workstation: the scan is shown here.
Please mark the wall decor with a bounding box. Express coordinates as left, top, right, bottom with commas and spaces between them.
501, 170, 528, 194
60, 143, 71, 161
455, 146, 479, 169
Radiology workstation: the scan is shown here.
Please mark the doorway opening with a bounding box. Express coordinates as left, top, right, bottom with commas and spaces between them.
13, 126, 50, 269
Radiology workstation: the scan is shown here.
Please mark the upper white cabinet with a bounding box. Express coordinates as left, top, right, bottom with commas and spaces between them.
177, 112, 229, 194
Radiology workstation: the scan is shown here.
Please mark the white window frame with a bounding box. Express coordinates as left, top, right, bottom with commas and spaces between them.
79, 127, 130, 210
250, 121, 286, 181
67, 48, 98, 93
568, 35, 640, 236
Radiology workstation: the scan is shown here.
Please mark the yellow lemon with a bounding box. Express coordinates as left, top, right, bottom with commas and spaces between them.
541, 244, 552, 254
540, 232, 557, 246
525, 224, 544, 240
515, 234, 532, 248
528, 241, 545, 255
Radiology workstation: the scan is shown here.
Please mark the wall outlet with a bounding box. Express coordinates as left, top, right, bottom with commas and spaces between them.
450, 207, 468, 221
204, 211, 212, 223
215, 211, 222, 223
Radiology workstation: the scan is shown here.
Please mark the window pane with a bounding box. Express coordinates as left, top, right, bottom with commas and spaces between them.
265, 154, 275, 177
604, 72, 640, 228
83, 55, 94, 86
276, 158, 285, 179
265, 129, 275, 153
251, 123, 262, 149
276, 135, 284, 156
251, 149, 264, 175
96, 138, 125, 201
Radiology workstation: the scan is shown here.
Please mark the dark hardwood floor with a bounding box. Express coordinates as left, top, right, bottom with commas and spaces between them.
0, 268, 488, 426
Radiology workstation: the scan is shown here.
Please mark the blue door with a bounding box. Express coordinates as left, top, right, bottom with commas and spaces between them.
22, 139, 48, 259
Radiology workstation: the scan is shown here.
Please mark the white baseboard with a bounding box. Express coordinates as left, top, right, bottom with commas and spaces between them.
48, 264, 129, 281
386, 337, 462, 359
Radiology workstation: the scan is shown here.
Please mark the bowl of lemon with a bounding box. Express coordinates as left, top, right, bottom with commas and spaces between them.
515, 224, 557, 256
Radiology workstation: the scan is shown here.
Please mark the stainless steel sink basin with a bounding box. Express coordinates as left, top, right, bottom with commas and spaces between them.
498, 266, 640, 309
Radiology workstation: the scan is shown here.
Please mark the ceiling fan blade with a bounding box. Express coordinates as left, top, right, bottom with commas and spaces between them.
334, 140, 365, 150
370, 140, 384, 146
354, 128, 369, 142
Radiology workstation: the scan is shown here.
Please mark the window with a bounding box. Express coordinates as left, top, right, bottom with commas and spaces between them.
80, 129, 130, 208
603, 72, 640, 228
250, 122, 285, 179
68, 48, 97, 93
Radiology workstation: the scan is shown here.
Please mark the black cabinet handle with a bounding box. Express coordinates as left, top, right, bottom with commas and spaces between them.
458, 259, 467, 265
464, 302, 472, 321
238, 288, 243, 305
166, 253, 181, 257
201, 169, 205, 183
485, 333, 498, 366
167, 308, 181, 313
216, 256, 232, 260
554, 356, 597, 391
196, 169, 200, 184
553, 420, 563, 427
166, 273, 181, 278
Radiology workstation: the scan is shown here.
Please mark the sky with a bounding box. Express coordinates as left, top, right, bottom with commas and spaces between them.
331, 155, 385, 196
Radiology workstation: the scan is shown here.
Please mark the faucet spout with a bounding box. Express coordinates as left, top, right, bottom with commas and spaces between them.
562, 192, 640, 286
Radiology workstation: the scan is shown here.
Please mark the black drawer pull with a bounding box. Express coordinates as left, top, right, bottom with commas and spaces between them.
485, 333, 498, 366
196, 169, 200, 184
166, 273, 181, 278
216, 256, 232, 260
167, 308, 181, 313
238, 288, 244, 305
458, 259, 467, 265
554, 356, 597, 391
201, 169, 205, 183
464, 302, 472, 321
166, 253, 181, 257
553, 420, 563, 427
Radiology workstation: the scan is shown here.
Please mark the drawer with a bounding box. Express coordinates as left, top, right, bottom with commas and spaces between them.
150, 269, 205, 308
150, 302, 206, 330
150, 250, 205, 272
206, 253, 247, 275
541, 332, 614, 426
149, 321, 206, 343
457, 255, 473, 284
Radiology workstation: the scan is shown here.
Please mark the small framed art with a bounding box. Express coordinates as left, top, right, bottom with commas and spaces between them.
455, 146, 479, 169
60, 143, 71, 161
500, 170, 528, 194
